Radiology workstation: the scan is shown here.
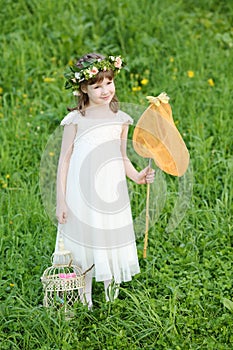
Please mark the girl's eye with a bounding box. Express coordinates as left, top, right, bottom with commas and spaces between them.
94, 86, 100, 89
107, 81, 113, 85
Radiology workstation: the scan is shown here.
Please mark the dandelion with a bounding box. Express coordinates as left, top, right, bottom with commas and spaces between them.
169, 57, 174, 63
2, 183, 7, 188
10, 283, 15, 287
132, 86, 142, 92
9, 220, 13, 225
23, 94, 28, 99
68, 59, 73, 66
187, 70, 194, 78
141, 79, 149, 85
0, 87, 3, 94
6, 174, 10, 179
43, 77, 55, 83
208, 78, 215, 87
49, 152, 55, 157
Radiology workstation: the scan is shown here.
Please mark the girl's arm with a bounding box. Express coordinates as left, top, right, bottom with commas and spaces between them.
120, 124, 155, 184
56, 124, 77, 224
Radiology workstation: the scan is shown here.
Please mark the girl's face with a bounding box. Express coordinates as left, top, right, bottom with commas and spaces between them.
85, 77, 115, 107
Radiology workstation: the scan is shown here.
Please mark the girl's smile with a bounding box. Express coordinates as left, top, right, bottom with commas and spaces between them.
85, 78, 115, 107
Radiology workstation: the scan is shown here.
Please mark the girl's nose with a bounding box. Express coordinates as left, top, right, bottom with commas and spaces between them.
101, 86, 108, 95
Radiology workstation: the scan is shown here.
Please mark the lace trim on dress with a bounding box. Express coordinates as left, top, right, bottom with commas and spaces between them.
60, 111, 81, 126
60, 110, 133, 126
117, 111, 133, 125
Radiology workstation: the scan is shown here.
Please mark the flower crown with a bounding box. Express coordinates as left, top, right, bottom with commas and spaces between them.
64, 55, 125, 96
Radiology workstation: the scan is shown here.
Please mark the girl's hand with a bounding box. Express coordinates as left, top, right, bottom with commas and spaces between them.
137, 165, 155, 185
56, 202, 68, 224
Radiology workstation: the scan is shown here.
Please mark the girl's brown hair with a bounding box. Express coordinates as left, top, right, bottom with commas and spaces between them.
68, 53, 119, 115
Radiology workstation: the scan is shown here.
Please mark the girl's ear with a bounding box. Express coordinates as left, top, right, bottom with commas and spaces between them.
81, 84, 87, 94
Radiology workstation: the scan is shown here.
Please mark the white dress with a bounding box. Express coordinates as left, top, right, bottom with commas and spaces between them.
56, 109, 140, 284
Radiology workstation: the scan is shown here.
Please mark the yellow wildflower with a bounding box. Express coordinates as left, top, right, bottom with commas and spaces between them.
9, 220, 13, 225
49, 152, 55, 157
68, 59, 73, 66
43, 77, 55, 83
132, 86, 142, 92
6, 174, 10, 179
10, 283, 15, 287
187, 70, 194, 78
2, 183, 7, 188
51, 57, 57, 62
0, 87, 3, 94
141, 79, 149, 85
0, 113, 3, 118
23, 94, 28, 99
169, 57, 174, 63
208, 78, 215, 87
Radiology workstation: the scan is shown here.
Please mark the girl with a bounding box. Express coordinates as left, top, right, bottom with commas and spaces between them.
56, 53, 155, 308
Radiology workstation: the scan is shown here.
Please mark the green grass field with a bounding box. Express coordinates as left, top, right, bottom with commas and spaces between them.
0, 0, 233, 349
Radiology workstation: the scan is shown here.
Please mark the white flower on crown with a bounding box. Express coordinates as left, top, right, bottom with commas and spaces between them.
75, 72, 81, 80
73, 91, 80, 96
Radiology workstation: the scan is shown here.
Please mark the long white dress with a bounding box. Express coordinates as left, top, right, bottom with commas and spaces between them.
56, 109, 140, 284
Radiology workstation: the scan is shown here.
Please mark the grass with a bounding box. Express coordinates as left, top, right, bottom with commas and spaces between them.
0, 0, 233, 349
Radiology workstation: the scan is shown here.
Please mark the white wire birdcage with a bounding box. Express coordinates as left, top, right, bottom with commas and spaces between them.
41, 236, 94, 312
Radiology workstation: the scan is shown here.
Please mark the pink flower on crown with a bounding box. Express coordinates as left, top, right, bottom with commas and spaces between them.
89, 66, 99, 76
114, 56, 122, 69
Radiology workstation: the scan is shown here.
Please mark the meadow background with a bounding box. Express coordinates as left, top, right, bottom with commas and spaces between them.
0, 0, 233, 349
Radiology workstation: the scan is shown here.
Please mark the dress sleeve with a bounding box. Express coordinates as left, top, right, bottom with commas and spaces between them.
118, 111, 134, 125
60, 110, 81, 126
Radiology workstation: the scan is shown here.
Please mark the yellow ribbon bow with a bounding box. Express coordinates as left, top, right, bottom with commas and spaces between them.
146, 92, 170, 106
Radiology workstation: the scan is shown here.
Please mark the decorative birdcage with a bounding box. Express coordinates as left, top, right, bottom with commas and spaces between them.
41, 236, 94, 313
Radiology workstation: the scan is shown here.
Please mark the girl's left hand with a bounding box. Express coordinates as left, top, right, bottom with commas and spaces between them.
137, 165, 155, 184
